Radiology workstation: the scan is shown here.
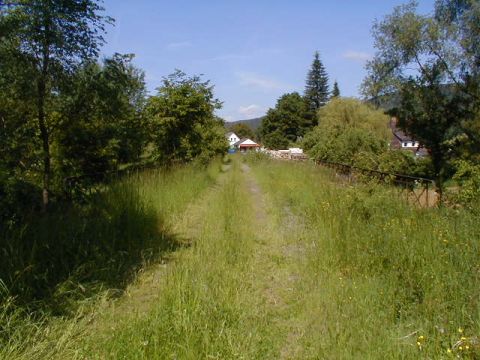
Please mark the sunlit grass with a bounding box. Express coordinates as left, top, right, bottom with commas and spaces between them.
4, 156, 478, 359
0, 159, 222, 359
251, 159, 480, 359
70, 156, 277, 359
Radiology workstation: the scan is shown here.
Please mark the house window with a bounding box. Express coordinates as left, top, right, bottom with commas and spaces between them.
403, 142, 408, 147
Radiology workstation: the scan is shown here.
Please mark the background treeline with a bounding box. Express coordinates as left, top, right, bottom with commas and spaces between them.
0, 0, 226, 308
258, 0, 480, 207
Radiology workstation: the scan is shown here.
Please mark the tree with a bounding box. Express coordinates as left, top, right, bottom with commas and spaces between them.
304, 51, 330, 112
0, 0, 112, 210
146, 70, 227, 164
332, 81, 340, 98
229, 123, 255, 140
361, 0, 480, 200
259, 92, 309, 149
302, 98, 390, 164
57, 54, 147, 177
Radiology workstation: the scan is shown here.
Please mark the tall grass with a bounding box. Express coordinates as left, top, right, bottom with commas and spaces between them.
0, 159, 221, 358
71, 157, 277, 359
251, 159, 480, 359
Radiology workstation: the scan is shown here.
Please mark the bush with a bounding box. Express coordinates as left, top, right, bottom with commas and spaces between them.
451, 160, 480, 212
0, 172, 41, 225
305, 126, 386, 164
303, 98, 390, 164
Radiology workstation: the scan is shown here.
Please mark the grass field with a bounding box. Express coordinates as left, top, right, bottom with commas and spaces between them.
250, 158, 480, 359
2, 155, 479, 359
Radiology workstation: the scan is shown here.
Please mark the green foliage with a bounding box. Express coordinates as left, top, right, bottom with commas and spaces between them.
313, 97, 391, 139
451, 160, 480, 212
0, 0, 112, 208
57, 54, 147, 177
303, 98, 390, 164
259, 92, 309, 149
304, 51, 329, 112
228, 122, 255, 140
253, 160, 480, 358
331, 80, 340, 98
146, 70, 227, 164
263, 131, 290, 150
306, 126, 386, 165
362, 0, 480, 197
303, 98, 435, 177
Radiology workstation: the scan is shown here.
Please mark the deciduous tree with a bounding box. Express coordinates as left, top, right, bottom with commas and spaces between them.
259, 92, 308, 149
146, 70, 227, 164
228, 123, 255, 140
0, 0, 112, 210
361, 0, 480, 199
58, 54, 147, 177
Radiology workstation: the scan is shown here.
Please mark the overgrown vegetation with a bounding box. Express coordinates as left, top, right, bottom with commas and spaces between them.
362, 0, 480, 197
0, 0, 479, 357
0, 0, 228, 315
258, 51, 333, 149
302, 97, 433, 177
0, 159, 221, 358
252, 159, 480, 358
0, 1, 227, 218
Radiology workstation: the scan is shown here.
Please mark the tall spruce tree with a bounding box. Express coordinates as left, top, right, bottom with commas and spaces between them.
304, 51, 329, 112
332, 80, 340, 98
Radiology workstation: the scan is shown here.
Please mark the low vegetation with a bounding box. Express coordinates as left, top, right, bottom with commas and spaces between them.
0, 160, 221, 358
3, 156, 478, 358
1, 0, 479, 358
251, 158, 480, 358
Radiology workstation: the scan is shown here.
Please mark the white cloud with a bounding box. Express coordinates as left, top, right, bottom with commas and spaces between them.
343, 50, 372, 62
166, 41, 192, 49
238, 104, 264, 119
237, 72, 288, 91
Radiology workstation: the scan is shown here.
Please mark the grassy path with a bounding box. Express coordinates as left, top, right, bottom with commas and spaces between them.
64, 157, 299, 359
241, 162, 307, 359
13, 156, 479, 359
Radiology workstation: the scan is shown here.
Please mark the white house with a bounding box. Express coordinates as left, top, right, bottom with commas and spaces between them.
225, 132, 240, 148
390, 117, 428, 157
233, 138, 261, 152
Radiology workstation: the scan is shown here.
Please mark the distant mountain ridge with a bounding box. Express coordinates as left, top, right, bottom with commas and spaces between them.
226, 117, 264, 131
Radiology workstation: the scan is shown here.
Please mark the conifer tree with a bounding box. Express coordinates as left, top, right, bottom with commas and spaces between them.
332, 81, 340, 98
304, 51, 329, 111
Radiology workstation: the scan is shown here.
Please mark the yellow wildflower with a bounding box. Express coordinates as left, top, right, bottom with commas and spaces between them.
458, 327, 464, 333
447, 348, 452, 354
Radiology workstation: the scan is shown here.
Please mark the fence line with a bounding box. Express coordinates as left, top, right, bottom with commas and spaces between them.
315, 159, 436, 208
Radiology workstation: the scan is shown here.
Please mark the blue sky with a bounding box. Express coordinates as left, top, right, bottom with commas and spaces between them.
101, 0, 435, 121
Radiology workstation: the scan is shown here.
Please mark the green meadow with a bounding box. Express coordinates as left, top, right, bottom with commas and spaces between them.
2, 155, 478, 359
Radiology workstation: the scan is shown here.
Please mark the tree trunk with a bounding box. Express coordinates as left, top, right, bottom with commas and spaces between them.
431, 150, 444, 206
37, 76, 50, 212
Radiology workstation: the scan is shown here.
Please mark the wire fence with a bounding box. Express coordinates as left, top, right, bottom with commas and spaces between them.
315, 159, 436, 208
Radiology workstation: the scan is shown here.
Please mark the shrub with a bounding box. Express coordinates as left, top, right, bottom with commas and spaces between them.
451, 160, 480, 212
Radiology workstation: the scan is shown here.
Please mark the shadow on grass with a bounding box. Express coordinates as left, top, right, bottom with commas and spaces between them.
0, 181, 182, 316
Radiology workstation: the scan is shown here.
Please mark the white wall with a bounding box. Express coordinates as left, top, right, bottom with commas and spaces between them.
227, 133, 240, 146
